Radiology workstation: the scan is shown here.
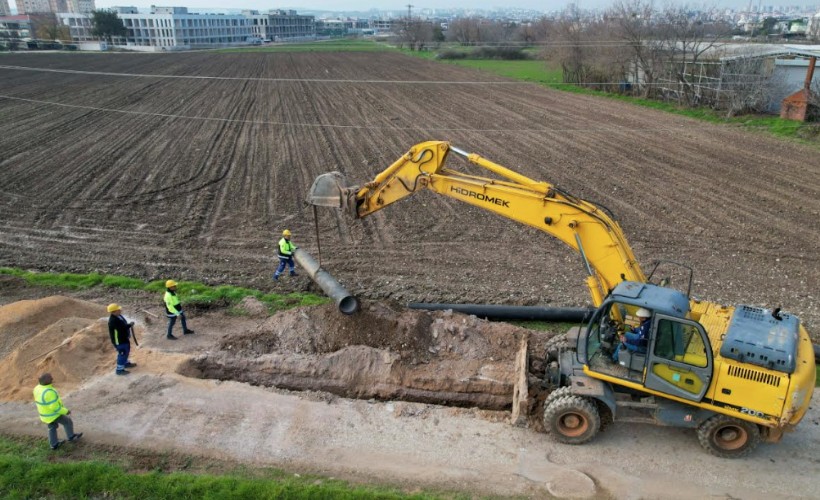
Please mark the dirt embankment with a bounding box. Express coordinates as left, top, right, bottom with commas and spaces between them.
181, 300, 549, 410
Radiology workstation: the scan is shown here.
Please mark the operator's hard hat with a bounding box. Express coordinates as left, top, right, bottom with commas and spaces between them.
107, 303, 122, 313
165, 279, 178, 288
282, 229, 292, 237
636, 307, 651, 318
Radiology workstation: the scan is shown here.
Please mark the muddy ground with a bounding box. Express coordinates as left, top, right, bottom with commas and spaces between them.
0, 51, 818, 340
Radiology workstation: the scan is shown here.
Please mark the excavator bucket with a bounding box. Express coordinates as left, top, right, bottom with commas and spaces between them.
307, 172, 349, 208
307, 172, 359, 217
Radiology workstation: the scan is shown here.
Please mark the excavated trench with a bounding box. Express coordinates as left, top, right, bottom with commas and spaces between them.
178, 300, 553, 410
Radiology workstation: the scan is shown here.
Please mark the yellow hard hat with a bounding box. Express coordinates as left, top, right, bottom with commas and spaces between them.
165, 279, 178, 288
107, 303, 122, 313
282, 229, 292, 237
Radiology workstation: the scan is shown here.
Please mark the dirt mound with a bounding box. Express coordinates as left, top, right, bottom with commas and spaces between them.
0, 296, 106, 360
185, 301, 547, 409
222, 300, 525, 363
0, 318, 112, 401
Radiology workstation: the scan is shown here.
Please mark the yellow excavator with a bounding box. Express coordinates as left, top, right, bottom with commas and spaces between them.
307, 140, 815, 458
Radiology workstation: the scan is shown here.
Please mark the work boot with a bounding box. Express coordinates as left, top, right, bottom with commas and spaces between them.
184, 329, 195, 335
273, 274, 280, 281
166, 335, 177, 340
68, 432, 83, 442
51, 440, 66, 450
125, 362, 137, 368
290, 271, 298, 277
116, 369, 130, 376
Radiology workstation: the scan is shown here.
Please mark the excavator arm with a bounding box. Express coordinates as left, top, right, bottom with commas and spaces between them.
308, 141, 645, 306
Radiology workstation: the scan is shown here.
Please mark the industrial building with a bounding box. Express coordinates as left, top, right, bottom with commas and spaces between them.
243, 9, 315, 42
59, 6, 253, 50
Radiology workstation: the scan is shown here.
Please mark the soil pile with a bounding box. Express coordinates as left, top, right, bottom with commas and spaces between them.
0, 296, 106, 360
0, 318, 112, 401
183, 301, 546, 409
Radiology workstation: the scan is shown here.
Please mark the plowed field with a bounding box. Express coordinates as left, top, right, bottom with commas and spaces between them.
1, 52, 818, 335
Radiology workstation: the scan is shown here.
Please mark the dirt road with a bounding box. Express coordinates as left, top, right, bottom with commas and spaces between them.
2, 370, 818, 499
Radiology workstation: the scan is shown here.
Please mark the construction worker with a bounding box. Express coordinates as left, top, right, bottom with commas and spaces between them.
613, 307, 652, 362
274, 229, 298, 280
107, 303, 136, 375
33, 373, 82, 450
164, 279, 194, 340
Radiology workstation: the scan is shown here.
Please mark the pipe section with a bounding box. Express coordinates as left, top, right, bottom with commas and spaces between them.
408, 303, 594, 322
293, 249, 360, 315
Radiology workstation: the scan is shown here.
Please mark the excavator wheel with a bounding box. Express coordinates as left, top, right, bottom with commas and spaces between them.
543, 395, 601, 445
697, 414, 761, 458
544, 386, 572, 407
544, 333, 573, 362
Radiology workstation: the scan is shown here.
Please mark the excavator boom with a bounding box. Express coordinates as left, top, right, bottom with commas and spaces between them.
308, 141, 645, 305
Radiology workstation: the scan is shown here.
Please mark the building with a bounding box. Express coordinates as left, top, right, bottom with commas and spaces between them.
15, 0, 50, 14
1, 13, 54, 39
13, 0, 92, 14
0, 1, 11, 16
243, 9, 315, 42
59, 6, 253, 51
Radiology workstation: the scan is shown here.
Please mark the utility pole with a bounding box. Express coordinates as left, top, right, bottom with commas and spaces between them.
406, 3, 413, 20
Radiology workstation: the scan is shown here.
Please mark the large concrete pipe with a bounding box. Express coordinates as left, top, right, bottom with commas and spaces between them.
408, 303, 594, 322
293, 249, 360, 315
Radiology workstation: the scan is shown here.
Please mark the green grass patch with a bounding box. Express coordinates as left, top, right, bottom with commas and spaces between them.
0, 268, 329, 313
505, 320, 577, 333
0, 435, 440, 500
215, 39, 393, 53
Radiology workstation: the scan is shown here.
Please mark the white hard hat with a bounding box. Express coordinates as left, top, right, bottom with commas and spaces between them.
636, 308, 651, 318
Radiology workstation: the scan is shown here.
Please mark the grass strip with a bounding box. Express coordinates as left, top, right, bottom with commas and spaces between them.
0, 435, 440, 500
215, 39, 395, 53
0, 268, 329, 313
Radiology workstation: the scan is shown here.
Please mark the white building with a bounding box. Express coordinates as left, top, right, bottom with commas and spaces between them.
242, 9, 315, 42
59, 6, 253, 51
0, 1, 11, 16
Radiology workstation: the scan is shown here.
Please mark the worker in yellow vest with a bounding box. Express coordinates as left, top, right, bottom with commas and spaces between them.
164, 279, 194, 340
33, 373, 82, 450
273, 229, 298, 280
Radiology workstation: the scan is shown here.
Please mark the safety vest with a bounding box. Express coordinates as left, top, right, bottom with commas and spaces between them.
278, 237, 295, 257
164, 290, 180, 315
33, 384, 68, 424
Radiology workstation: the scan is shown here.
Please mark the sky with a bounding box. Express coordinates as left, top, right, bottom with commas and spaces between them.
91, 1, 820, 13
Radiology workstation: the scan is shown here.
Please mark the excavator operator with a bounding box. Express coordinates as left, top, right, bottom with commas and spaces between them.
613, 308, 652, 362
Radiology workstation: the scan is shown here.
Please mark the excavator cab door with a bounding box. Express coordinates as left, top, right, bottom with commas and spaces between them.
643, 314, 713, 402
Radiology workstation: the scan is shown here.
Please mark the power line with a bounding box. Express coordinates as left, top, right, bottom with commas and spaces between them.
0, 64, 780, 87
0, 94, 698, 133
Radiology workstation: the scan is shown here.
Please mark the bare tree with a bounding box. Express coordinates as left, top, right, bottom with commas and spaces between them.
446, 17, 488, 45
549, 6, 630, 90
718, 50, 789, 117
608, 0, 666, 97
654, 5, 733, 106
402, 20, 433, 51
36, 15, 71, 42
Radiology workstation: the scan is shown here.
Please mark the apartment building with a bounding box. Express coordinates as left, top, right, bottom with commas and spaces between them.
14, 0, 93, 14
1, 1, 11, 16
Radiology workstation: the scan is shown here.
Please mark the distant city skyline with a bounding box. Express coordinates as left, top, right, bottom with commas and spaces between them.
91, 0, 820, 13
4, 0, 818, 15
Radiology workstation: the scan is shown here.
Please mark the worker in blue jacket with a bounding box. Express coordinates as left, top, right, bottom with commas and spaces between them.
107, 303, 136, 375
613, 308, 652, 362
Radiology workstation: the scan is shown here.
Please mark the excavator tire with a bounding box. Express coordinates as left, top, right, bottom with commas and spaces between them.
544, 333, 573, 362
544, 386, 572, 407
543, 395, 601, 445
697, 414, 761, 458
